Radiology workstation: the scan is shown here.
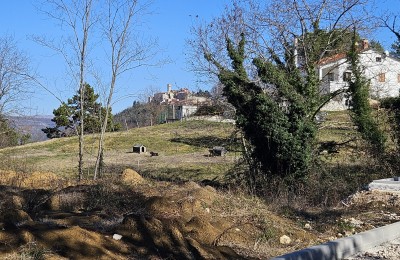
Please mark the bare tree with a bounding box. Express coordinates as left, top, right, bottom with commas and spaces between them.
189, 0, 374, 77
0, 35, 34, 116
0, 35, 35, 147
93, 0, 157, 178
37, 0, 95, 181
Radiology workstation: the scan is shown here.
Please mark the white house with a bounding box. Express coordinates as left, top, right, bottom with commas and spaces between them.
317, 40, 400, 110
151, 84, 212, 122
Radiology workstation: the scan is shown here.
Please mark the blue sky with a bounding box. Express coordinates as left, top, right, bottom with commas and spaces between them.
0, 0, 230, 115
0, 0, 399, 116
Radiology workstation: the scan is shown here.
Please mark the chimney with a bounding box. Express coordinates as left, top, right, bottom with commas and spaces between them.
167, 84, 172, 93
361, 39, 369, 50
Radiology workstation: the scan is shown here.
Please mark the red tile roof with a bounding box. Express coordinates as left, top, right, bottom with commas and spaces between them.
317, 53, 347, 65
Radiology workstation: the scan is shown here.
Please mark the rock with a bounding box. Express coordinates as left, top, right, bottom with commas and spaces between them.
113, 234, 123, 240
344, 230, 353, 236
12, 196, 24, 209
348, 217, 363, 227
304, 223, 312, 230
280, 235, 291, 245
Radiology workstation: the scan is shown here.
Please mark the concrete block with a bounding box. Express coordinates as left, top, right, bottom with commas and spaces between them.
271, 221, 400, 260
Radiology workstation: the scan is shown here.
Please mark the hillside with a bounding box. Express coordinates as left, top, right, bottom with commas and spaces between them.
0, 117, 398, 259
0, 120, 239, 180
9, 115, 54, 142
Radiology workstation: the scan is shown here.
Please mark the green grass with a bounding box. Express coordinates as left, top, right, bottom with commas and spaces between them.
0, 120, 238, 181
0, 111, 389, 188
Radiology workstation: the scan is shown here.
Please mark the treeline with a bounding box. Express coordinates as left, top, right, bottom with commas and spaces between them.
114, 101, 163, 129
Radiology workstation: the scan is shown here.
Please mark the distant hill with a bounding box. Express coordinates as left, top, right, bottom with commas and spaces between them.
8, 115, 55, 142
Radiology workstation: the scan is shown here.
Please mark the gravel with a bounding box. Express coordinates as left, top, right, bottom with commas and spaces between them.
345, 237, 400, 260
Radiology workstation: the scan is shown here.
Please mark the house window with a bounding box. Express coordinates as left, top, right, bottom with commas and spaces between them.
327, 72, 335, 81
343, 72, 352, 82
378, 73, 386, 82
376, 57, 382, 62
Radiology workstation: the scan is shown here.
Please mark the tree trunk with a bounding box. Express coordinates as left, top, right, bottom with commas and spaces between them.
94, 0, 139, 179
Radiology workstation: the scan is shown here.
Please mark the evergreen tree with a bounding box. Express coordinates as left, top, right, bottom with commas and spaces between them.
0, 116, 29, 148
391, 41, 400, 58
347, 30, 386, 153
205, 33, 318, 188
42, 83, 119, 138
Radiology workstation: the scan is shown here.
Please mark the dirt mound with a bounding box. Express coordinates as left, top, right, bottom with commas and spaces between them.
120, 168, 144, 185
46, 185, 88, 211
0, 178, 316, 259
19, 224, 128, 260
0, 170, 65, 189
118, 213, 242, 259
22, 171, 62, 189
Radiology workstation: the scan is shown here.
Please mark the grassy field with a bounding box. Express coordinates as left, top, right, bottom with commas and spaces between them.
0, 120, 239, 181
0, 110, 388, 186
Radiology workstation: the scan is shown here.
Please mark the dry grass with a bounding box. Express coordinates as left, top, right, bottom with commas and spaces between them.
0, 120, 238, 181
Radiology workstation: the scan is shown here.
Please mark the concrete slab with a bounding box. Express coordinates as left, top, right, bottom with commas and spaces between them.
368, 177, 400, 192
270, 221, 400, 260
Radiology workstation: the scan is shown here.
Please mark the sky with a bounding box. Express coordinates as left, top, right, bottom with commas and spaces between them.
0, 0, 399, 116
0, 0, 230, 116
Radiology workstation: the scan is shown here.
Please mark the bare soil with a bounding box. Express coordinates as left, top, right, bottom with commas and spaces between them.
0, 169, 317, 259
1, 169, 399, 259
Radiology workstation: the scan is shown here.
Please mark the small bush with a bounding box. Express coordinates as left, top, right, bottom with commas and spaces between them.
18, 242, 48, 260
194, 105, 224, 116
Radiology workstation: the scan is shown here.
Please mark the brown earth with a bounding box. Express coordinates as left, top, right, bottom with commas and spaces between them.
1, 169, 399, 259
0, 169, 320, 259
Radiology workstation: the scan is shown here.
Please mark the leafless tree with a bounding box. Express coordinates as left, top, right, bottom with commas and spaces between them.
0, 35, 34, 116
189, 0, 374, 81
93, 0, 158, 178
37, 0, 96, 181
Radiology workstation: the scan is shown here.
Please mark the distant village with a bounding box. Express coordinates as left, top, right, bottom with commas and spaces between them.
148, 84, 213, 122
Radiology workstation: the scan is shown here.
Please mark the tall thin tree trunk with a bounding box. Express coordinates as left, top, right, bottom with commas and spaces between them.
94, 112, 108, 179
78, 83, 85, 181
94, 0, 138, 179
77, 1, 92, 181
94, 75, 115, 179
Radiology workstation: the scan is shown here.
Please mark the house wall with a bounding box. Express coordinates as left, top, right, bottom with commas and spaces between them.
176, 105, 198, 119
361, 50, 400, 98
319, 59, 351, 110
318, 49, 400, 111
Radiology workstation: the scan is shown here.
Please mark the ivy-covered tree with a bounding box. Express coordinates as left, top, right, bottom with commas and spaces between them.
205, 33, 318, 187
42, 83, 119, 138
347, 31, 386, 153
391, 41, 400, 58
191, 0, 373, 192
